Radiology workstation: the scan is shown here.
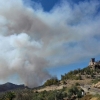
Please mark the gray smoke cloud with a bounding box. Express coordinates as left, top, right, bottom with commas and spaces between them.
0, 0, 100, 87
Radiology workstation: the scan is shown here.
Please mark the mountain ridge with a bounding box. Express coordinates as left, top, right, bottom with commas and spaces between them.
0, 82, 26, 92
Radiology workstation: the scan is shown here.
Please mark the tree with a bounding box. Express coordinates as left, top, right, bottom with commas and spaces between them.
2, 92, 16, 100
44, 78, 59, 86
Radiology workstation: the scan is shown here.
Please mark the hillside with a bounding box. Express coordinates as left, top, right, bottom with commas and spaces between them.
0, 65, 100, 100
43, 66, 100, 88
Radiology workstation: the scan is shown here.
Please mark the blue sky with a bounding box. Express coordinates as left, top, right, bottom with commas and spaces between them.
31, 0, 60, 11
31, 0, 88, 11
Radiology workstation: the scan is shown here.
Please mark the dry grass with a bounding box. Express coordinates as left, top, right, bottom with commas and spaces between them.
35, 85, 66, 92
90, 97, 98, 100
66, 79, 92, 86
80, 95, 92, 100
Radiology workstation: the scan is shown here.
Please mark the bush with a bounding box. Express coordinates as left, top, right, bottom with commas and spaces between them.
44, 77, 59, 86
0, 91, 16, 100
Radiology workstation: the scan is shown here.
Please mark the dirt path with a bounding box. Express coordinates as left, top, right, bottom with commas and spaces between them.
90, 97, 98, 100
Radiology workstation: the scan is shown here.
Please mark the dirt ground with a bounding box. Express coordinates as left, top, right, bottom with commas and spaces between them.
90, 97, 98, 100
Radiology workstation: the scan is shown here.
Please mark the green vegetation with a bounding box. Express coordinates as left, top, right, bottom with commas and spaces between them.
0, 85, 84, 100
61, 66, 100, 81
61, 73, 82, 80
0, 91, 15, 100
93, 94, 100, 100
33, 90, 65, 100
44, 77, 59, 86
43, 66, 99, 87
36, 86, 82, 100
67, 85, 83, 99
61, 68, 84, 80
92, 79, 100, 84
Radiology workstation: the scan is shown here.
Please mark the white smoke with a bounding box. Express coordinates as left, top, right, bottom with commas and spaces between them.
0, 0, 100, 87
0, 33, 50, 87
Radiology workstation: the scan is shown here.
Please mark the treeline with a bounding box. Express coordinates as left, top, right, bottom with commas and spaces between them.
61, 73, 82, 80
44, 67, 92, 86
61, 68, 85, 81
43, 67, 99, 86
44, 77, 59, 86
61, 66, 100, 81
43, 66, 100, 87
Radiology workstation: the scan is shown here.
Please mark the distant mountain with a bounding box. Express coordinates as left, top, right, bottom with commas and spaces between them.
0, 82, 26, 92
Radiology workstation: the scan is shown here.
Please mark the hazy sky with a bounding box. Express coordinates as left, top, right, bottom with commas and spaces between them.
0, 0, 100, 87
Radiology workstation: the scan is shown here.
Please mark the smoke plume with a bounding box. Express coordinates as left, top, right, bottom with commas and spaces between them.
0, 0, 100, 87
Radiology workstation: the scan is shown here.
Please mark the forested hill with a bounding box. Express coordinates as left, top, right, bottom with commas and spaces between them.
44, 66, 100, 86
